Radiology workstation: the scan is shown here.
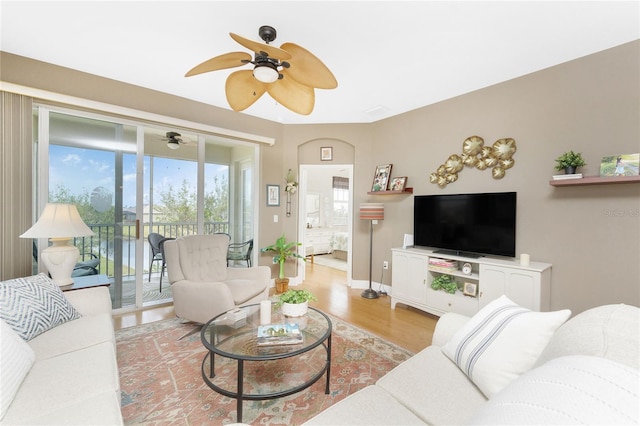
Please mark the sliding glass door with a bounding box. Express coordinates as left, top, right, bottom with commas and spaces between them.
44, 110, 140, 309
35, 107, 258, 311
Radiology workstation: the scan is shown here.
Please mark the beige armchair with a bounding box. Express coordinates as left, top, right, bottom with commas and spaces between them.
164, 234, 270, 324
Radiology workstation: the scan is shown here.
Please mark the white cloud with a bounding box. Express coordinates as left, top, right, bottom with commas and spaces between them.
62, 154, 81, 164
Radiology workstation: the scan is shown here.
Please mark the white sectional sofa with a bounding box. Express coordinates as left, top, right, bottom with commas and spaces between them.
0, 274, 122, 425
304, 297, 640, 425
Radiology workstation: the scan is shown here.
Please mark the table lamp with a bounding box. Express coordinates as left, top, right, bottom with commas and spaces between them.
359, 203, 384, 299
20, 203, 94, 286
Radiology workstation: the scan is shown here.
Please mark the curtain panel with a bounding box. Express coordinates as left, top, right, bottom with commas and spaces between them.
0, 91, 33, 280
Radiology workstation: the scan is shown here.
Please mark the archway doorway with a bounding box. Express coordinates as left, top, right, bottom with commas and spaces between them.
298, 164, 353, 286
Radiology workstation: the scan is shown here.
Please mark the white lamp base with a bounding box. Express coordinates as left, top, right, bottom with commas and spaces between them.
40, 238, 79, 286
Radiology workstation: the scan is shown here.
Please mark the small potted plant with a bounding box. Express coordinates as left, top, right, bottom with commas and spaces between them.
260, 234, 306, 293
276, 288, 317, 317
554, 150, 586, 174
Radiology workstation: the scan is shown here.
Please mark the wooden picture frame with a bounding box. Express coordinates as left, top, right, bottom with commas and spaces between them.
320, 147, 333, 161
463, 282, 478, 297
371, 164, 393, 192
389, 176, 407, 191
266, 184, 280, 206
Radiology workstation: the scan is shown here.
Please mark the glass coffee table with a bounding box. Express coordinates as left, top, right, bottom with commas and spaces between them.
200, 303, 332, 423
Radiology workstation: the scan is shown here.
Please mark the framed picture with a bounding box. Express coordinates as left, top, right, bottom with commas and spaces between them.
463, 282, 478, 297
371, 164, 393, 192
320, 147, 333, 161
599, 153, 639, 177
266, 184, 280, 206
389, 176, 407, 191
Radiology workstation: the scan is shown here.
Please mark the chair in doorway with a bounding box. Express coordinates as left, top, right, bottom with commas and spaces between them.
148, 232, 175, 292
227, 239, 253, 267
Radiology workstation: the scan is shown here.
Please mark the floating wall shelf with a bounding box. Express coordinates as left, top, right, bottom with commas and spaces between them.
549, 176, 640, 187
367, 187, 414, 195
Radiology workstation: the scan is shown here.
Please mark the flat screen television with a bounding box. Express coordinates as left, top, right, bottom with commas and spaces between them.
413, 192, 517, 258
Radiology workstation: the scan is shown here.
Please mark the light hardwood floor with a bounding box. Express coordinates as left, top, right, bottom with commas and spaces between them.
113, 262, 438, 353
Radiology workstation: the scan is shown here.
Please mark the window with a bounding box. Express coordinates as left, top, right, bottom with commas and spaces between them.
332, 177, 349, 226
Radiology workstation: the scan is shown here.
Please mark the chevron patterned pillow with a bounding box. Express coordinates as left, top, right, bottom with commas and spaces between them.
0, 273, 81, 341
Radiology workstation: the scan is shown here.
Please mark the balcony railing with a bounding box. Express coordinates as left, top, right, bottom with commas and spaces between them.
72, 221, 229, 278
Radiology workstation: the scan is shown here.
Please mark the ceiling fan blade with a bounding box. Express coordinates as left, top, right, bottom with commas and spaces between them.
225, 70, 267, 111
185, 52, 251, 77
267, 71, 315, 115
280, 42, 337, 89
230, 32, 292, 60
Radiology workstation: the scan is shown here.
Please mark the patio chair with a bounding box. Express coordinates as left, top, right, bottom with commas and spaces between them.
227, 239, 253, 267
164, 234, 269, 324
148, 232, 175, 292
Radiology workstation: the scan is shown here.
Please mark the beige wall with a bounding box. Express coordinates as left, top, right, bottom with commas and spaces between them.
1, 40, 638, 314
370, 40, 640, 314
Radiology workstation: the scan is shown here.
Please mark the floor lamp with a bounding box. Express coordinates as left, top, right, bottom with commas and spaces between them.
360, 203, 384, 299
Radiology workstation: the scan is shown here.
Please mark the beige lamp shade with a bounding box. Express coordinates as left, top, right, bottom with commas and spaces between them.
20, 204, 94, 286
20, 203, 94, 239
359, 203, 384, 221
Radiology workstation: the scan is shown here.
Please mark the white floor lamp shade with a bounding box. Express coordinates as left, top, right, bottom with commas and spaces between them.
20, 203, 94, 286
360, 203, 384, 299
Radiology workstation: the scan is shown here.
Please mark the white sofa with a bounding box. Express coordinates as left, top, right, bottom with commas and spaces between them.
304, 298, 639, 425
0, 274, 122, 425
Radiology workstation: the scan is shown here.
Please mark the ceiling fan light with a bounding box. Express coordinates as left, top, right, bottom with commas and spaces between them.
253, 65, 279, 83
167, 140, 180, 150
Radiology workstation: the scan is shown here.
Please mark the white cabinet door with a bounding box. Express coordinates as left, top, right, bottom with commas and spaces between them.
391, 251, 427, 307
479, 265, 539, 310
478, 265, 507, 309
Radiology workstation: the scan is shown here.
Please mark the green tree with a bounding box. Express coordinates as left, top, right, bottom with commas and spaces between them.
204, 175, 229, 222
156, 180, 197, 226
49, 184, 114, 224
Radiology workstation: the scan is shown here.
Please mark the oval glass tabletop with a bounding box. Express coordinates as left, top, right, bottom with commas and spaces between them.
201, 303, 332, 360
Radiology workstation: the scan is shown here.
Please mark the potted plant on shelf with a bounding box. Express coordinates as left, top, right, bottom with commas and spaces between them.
554, 150, 586, 174
276, 288, 317, 317
260, 234, 306, 293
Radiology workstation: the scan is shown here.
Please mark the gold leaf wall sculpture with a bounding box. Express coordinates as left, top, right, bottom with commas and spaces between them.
429, 136, 517, 187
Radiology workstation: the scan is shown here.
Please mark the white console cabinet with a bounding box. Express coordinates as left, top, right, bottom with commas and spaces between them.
391, 247, 552, 317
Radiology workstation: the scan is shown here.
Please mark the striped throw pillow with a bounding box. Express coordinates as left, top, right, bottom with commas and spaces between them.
441, 295, 571, 398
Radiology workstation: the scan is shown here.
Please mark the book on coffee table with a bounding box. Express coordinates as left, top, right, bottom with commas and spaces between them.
257, 323, 303, 346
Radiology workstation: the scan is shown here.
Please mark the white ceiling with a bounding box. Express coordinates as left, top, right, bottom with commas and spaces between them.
1, 1, 638, 125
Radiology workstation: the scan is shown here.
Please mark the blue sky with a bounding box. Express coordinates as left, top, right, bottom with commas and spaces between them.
49, 145, 227, 208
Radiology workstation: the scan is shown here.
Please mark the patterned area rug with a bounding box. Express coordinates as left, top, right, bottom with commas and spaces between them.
116, 315, 413, 425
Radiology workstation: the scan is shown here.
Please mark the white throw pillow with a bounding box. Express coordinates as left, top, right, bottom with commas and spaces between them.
0, 319, 35, 420
0, 273, 81, 340
469, 355, 640, 425
442, 295, 571, 398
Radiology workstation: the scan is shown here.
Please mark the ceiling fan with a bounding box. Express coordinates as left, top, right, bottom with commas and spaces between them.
185, 25, 338, 115
161, 132, 195, 150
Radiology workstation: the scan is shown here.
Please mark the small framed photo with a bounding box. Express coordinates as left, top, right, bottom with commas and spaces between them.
389, 176, 407, 191
599, 153, 639, 177
266, 184, 280, 206
320, 147, 333, 161
463, 282, 478, 297
371, 164, 393, 192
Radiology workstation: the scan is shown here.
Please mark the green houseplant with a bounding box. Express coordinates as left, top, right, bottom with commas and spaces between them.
431, 274, 459, 294
277, 289, 317, 317
554, 150, 586, 174
260, 234, 306, 293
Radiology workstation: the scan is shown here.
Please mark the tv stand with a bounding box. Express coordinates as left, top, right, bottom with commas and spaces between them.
391, 247, 552, 317
433, 249, 482, 259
